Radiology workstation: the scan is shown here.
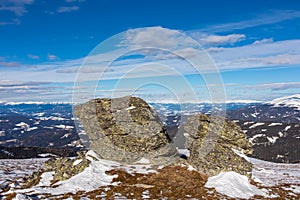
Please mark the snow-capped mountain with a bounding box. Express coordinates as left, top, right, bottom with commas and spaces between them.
267, 94, 300, 110
0, 95, 299, 163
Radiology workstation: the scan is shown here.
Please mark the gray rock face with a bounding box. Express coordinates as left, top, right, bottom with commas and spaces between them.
184, 114, 253, 177
74, 96, 177, 164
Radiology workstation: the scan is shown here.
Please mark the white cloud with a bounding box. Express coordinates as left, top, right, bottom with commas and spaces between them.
1, 27, 300, 103
122, 26, 194, 49
253, 82, 300, 91
196, 34, 246, 46
57, 6, 79, 13
252, 38, 274, 45
0, 0, 34, 16
0, 80, 50, 87
0, 61, 20, 67
47, 53, 59, 61
28, 54, 39, 59
209, 39, 300, 69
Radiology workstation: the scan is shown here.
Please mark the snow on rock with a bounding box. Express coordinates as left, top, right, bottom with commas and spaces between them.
177, 148, 190, 157
73, 159, 83, 166
205, 171, 267, 199
249, 122, 265, 129
125, 106, 136, 110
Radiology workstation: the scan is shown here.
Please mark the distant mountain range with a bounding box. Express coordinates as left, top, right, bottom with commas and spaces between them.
0, 95, 299, 163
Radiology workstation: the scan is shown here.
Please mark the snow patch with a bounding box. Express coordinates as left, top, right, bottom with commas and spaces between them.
249, 123, 265, 129
36, 172, 54, 187
135, 157, 150, 164
177, 148, 190, 157
284, 125, 291, 131
248, 134, 265, 144
205, 171, 267, 199
55, 125, 73, 129
38, 153, 57, 158
267, 136, 279, 144
15, 122, 29, 127
268, 123, 282, 126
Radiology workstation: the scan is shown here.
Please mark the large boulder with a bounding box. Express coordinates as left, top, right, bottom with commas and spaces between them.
184, 114, 253, 176
74, 96, 177, 164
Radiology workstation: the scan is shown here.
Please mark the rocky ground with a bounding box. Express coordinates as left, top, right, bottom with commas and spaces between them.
0, 151, 299, 199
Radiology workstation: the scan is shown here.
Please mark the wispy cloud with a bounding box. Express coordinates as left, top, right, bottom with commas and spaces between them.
0, 80, 51, 87
56, 6, 79, 13
0, 18, 20, 25
252, 38, 274, 45
192, 33, 246, 46
65, 0, 85, 2
208, 39, 300, 69
197, 10, 300, 33
253, 82, 300, 91
1, 27, 299, 102
0, 0, 34, 16
28, 54, 39, 59
47, 53, 59, 61
3, 27, 300, 83
0, 61, 20, 67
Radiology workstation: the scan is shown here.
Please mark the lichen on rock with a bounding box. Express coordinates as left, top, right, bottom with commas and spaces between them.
74, 96, 178, 164
184, 113, 253, 176
44, 151, 90, 182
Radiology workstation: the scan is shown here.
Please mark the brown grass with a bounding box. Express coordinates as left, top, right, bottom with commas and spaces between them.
3, 192, 16, 200
2, 166, 299, 199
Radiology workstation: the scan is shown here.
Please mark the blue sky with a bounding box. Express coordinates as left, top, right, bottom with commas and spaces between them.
1, 0, 300, 103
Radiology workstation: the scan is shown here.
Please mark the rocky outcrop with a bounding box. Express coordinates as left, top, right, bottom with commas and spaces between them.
184, 114, 253, 176
74, 96, 177, 164
74, 96, 253, 176
44, 151, 90, 182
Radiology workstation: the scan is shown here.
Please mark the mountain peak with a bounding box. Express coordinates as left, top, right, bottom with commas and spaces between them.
267, 94, 300, 110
